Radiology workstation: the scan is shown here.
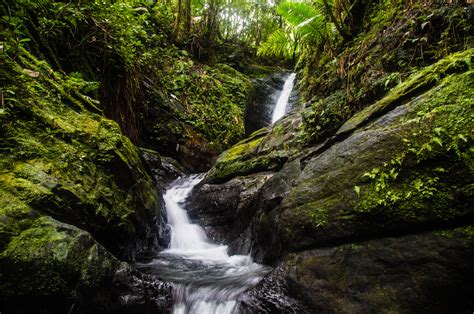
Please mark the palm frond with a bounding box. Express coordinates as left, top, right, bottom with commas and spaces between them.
276, 2, 319, 28
257, 28, 295, 59
278, 2, 327, 43
258, 0, 333, 59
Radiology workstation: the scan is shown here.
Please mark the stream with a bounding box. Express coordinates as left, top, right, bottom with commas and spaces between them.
137, 175, 270, 313
137, 73, 296, 313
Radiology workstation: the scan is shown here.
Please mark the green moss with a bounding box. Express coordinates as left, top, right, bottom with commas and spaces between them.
0, 38, 159, 256
248, 127, 268, 139
207, 152, 287, 184
0, 216, 119, 297
338, 49, 472, 135
436, 226, 474, 243
244, 64, 278, 79
0, 190, 39, 251
157, 60, 254, 152
219, 136, 265, 162
355, 68, 473, 221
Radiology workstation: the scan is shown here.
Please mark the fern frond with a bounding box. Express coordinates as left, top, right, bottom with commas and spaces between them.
277, 1, 327, 43
276, 2, 320, 28
257, 28, 295, 59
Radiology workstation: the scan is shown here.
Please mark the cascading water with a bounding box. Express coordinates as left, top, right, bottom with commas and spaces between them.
271, 72, 296, 123
137, 175, 270, 313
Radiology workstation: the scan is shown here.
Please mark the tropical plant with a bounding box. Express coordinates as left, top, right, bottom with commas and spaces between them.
257, 1, 332, 60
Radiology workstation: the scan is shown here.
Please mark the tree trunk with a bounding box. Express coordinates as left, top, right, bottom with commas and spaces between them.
205, 0, 220, 62
322, 0, 351, 42
174, 0, 183, 38
184, 0, 191, 35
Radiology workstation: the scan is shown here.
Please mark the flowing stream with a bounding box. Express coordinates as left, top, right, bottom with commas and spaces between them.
137, 175, 271, 313
271, 72, 296, 123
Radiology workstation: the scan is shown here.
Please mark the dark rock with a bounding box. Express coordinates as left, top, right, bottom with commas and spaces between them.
111, 265, 172, 314
188, 173, 274, 251
140, 148, 186, 192
239, 264, 311, 313
0, 217, 172, 314
272, 228, 474, 313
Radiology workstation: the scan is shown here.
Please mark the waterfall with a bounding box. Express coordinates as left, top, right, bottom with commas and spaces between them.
271, 72, 296, 123
137, 175, 270, 313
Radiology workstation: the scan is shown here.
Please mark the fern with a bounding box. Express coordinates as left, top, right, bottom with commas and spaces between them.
258, 1, 331, 59
258, 29, 295, 59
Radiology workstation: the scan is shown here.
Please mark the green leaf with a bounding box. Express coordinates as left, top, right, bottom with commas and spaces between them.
432, 137, 443, 147
354, 185, 361, 197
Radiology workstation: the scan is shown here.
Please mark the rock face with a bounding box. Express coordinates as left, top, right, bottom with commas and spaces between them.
0, 46, 172, 311
189, 50, 474, 311
244, 228, 474, 314
245, 72, 285, 135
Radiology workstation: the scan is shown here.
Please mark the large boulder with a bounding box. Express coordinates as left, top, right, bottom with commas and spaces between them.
243, 227, 474, 313
0, 216, 172, 313
190, 50, 474, 311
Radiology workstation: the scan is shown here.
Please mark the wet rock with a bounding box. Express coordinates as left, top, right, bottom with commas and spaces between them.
111, 265, 172, 314
271, 228, 474, 313
239, 265, 311, 313
0, 217, 172, 314
188, 173, 273, 249
140, 148, 186, 192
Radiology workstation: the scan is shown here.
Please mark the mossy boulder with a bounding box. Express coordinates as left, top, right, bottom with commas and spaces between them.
0, 217, 172, 313
0, 47, 165, 259
0, 217, 121, 305
205, 111, 303, 183
0, 42, 170, 311
270, 51, 473, 255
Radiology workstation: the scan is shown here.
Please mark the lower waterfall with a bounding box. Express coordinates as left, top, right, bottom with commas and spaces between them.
137, 175, 270, 313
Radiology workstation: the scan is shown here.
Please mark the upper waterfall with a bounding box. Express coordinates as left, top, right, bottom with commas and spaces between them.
271, 72, 296, 123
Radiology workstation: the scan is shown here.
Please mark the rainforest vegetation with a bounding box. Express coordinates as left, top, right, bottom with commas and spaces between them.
0, 0, 473, 313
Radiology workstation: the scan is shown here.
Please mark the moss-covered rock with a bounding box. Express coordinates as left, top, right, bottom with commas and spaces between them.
0, 217, 172, 313
337, 49, 472, 135
205, 111, 302, 183
0, 216, 120, 300
0, 40, 170, 311
273, 52, 473, 254
0, 46, 164, 259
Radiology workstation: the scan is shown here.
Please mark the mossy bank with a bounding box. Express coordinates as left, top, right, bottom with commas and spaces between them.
0, 41, 171, 312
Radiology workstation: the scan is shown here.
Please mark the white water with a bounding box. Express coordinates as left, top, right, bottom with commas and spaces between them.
271, 73, 296, 123
138, 175, 270, 313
